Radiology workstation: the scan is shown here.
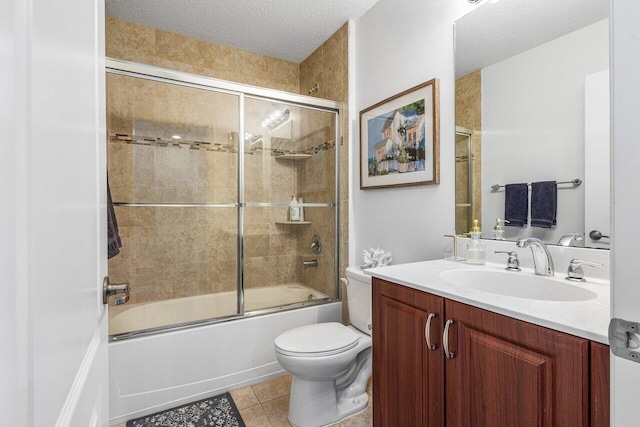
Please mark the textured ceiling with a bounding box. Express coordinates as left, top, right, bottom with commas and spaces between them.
106, 0, 380, 63
455, 0, 609, 78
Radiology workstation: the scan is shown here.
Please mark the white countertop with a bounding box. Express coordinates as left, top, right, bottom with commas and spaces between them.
366, 259, 610, 344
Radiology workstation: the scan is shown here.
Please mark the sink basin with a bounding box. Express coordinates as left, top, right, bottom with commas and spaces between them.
439, 269, 598, 301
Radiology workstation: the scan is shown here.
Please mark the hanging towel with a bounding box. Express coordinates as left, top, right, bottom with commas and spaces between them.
107, 177, 122, 259
531, 181, 557, 228
504, 183, 529, 227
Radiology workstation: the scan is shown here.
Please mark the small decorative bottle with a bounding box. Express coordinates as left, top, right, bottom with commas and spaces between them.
466, 219, 486, 265
493, 218, 510, 240
289, 195, 300, 221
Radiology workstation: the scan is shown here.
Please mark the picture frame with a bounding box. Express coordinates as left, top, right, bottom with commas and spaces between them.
360, 79, 440, 189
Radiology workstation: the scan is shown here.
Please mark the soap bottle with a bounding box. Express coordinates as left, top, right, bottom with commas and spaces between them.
289, 195, 300, 221
493, 218, 510, 240
466, 219, 486, 265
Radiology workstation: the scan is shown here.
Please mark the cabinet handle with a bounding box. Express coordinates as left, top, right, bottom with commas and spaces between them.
443, 319, 455, 359
425, 312, 437, 351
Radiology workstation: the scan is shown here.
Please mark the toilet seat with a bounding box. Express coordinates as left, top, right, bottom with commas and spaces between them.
275, 322, 359, 357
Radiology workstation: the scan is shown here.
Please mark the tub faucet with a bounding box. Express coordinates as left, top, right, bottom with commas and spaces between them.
515, 237, 554, 276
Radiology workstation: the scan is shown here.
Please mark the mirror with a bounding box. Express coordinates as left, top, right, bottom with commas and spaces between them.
454, 0, 610, 249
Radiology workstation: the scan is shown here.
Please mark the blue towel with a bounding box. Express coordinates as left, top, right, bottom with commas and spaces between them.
531, 181, 557, 228
504, 183, 528, 227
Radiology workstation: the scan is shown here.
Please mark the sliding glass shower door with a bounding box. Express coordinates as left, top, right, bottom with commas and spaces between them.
242, 98, 339, 312
106, 60, 340, 339
106, 72, 241, 336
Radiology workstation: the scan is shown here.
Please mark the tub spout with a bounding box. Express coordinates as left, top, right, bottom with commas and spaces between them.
302, 259, 318, 268
302, 259, 319, 269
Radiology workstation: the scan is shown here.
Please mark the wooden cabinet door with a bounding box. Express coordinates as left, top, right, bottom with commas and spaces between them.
590, 343, 610, 427
444, 300, 590, 427
372, 278, 445, 427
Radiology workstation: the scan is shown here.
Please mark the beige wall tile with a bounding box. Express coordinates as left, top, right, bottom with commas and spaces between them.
106, 17, 155, 65
455, 70, 482, 229
106, 17, 349, 320
154, 29, 199, 73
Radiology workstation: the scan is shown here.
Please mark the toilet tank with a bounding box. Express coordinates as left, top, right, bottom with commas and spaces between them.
345, 267, 372, 335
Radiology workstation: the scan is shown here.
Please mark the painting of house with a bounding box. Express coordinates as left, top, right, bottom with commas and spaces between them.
366, 99, 426, 177
360, 78, 439, 189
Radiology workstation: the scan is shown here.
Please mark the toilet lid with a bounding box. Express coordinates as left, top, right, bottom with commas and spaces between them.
275, 322, 359, 357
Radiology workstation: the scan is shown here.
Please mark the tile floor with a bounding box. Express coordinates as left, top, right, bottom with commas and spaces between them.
231, 375, 372, 427
115, 374, 372, 427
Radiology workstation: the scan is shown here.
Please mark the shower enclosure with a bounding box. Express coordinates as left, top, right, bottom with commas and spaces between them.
106, 59, 340, 340
455, 127, 474, 234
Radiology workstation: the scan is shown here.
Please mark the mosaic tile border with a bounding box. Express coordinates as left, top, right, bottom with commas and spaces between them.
109, 133, 335, 157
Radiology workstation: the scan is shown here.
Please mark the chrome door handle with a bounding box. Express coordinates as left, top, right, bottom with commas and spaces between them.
103, 276, 130, 305
443, 319, 455, 359
589, 230, 610, 240
425, 312, 437, 351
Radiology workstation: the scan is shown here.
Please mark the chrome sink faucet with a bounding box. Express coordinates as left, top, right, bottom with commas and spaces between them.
557, 233, 584, 247
515, 237, 554, 276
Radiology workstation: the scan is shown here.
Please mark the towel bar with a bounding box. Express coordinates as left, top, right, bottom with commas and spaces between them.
491, 178, 582, 192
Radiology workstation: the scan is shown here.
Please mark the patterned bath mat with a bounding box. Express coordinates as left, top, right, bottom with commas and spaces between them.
126, 392, 246, 427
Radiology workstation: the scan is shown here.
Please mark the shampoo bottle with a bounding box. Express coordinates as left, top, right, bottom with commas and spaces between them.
289, 195, 300, 221
466, 219, 486, 265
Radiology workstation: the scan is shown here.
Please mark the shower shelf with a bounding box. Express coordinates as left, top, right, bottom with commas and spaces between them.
274, 154, 312, 160
276, 221, 312, 225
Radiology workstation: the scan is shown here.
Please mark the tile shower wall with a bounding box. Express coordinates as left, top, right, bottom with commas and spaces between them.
298, 23, 349, 297
106, 17, 300, 93
455, 70, 482, 233
106, 17, 348, 306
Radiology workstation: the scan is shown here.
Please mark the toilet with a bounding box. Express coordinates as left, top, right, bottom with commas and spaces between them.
274, 267, 372, 427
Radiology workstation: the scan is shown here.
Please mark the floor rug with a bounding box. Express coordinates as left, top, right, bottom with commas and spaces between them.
126, 392, 246, 427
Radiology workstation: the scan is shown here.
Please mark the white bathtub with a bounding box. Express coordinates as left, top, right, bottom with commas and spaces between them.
109, 283, 328, 336
108, 284, 341, 425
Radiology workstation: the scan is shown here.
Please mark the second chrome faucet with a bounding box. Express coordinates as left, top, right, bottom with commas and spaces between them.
515, 237, 554, 276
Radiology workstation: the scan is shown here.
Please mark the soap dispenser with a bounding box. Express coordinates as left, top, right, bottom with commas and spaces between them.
493, 218, 510, 240
466, 219, 486, 265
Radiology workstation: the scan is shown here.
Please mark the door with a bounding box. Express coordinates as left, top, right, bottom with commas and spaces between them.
611, 1, 640, 424
3, 0, 108, 425
372, 279, 444, 427
584, 70, 610, 249
444, 300, 589, 426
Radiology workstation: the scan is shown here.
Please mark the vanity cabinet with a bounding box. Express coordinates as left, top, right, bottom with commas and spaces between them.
590, 342, 610, 427
372, 278, 608, 427
445, 299, 589, 426
372, 278, 445, 426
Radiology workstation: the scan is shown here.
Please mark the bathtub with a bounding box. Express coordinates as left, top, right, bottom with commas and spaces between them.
109, 283, 329, 337
108, 283, 341, 425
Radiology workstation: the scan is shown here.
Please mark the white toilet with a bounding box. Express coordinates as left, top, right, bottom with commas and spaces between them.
274, 267, 372, 427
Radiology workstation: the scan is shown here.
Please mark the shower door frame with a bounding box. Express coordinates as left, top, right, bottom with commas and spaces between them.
106, 58, 342, 341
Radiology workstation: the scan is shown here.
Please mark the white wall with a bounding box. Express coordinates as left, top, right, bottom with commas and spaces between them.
481, 19, 609, 244
352, 0, 477, 266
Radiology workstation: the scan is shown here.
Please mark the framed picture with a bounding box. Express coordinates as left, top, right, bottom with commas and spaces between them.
360, 79, 440, 189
